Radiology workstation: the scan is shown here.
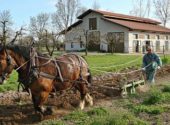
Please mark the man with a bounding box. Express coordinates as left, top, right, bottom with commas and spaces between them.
142, 46, 162, 84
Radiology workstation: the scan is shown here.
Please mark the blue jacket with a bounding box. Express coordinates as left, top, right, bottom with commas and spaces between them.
143, 53, 162, 71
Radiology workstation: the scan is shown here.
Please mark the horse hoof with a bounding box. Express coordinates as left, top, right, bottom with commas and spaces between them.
45, 107, 54, 115
35, 112, 44, 121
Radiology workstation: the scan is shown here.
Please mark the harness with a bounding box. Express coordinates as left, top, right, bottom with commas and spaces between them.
1, 46, 90, 93
0, 49, 16, 82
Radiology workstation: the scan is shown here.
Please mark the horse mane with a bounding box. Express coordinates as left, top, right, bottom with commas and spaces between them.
6, 45, 50, 60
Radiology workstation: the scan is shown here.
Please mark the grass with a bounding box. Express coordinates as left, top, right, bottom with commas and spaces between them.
40, 107, 148, 125
162, 85, 170, 92
126, 85, 170, 116
85, 54, 170, 75
0, 71, 18, 92
85, 54, 142, 75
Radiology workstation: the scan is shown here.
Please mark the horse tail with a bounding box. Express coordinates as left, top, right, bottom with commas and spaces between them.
87, 68, 92, 85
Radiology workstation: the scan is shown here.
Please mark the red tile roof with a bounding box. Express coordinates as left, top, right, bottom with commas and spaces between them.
78, 9, 161, 24
103, 18, 170, 33
61, 9, 170, 34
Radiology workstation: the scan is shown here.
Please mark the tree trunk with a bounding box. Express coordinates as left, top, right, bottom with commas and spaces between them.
111, 43, 114, 54
85, 30, 88, 56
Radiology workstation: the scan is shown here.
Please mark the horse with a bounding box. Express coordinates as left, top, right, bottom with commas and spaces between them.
0, 45, 93, 115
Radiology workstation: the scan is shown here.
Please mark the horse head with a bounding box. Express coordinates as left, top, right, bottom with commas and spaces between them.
0, 45, 17, 84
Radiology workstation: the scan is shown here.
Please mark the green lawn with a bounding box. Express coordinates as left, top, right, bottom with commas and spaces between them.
85, 54, 170, 75
0, 54, 170, 92
85, 54, 142, 75
0, 71, 18, 92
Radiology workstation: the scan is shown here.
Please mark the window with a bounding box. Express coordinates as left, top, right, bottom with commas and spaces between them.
133, 34, 138, 39
156, 35, 160, 40
165, 41, 169, 51
133, 40, 140, 52
166, 36, 168, 40
89, 18, 97, 30
71, 42, 74, 48
80, 41, 83, 48
156, 41, 160, 51
146, 34, 150, 39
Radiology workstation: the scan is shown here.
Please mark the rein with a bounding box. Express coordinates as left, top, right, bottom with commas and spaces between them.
15, 59, 30, 71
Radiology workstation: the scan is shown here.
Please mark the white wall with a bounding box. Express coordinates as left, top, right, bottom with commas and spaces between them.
128, 31, 170, 53
65, 42, 85, 51
65, 11, 170, 53
65, 12, 129, 52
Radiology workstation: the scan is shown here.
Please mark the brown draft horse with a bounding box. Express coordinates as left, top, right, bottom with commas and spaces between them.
0, 45, 93, 115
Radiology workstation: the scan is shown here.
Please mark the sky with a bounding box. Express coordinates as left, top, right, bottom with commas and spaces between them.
0, 0, 160, 29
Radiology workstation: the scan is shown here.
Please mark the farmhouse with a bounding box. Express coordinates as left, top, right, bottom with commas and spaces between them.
61, 9, 170, 53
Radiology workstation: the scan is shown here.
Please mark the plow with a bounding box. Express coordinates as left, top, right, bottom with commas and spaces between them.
92, 67, 146, 97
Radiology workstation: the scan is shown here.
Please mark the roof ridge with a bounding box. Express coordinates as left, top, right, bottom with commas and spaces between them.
94, 9, 160, 24
102, 17, 170, 33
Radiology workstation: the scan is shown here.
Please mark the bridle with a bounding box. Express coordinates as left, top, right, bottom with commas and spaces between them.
0, 48, 15, 82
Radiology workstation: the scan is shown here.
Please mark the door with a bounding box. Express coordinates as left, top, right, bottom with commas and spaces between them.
165, 41, 169, 51
156, 41, 160, 52
133, 40, 140, 52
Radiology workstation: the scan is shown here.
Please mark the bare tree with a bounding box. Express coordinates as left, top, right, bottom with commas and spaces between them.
29, 13, 50, 52
76, 6, 87, 17
130, 0, 151, 17
44, 30, 60, 56
10, 27, 24, 44
18, 35, 34, 46
51, 0, 80, 33
105, 32, 124, 54
0, 10, 13, 44
80, 30, 100, 56
92, 0, 100, 10
105, 32, 115, 54
29, 13, 49, 41
154, 0, 170, 26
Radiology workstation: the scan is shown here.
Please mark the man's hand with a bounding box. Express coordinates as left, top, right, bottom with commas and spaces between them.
157, 66, 161, 70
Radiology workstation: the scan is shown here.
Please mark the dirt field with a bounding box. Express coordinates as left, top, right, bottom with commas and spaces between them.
0, 66, 170, 125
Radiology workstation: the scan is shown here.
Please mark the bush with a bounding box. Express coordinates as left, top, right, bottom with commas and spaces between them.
143, 89, 165, 105
162, 57, 168, 64
133, 105, 164, 115
89, 111, 148, 125
38, 120, 65, 125
162, 85, 170, 93
87, 107, 108, 116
